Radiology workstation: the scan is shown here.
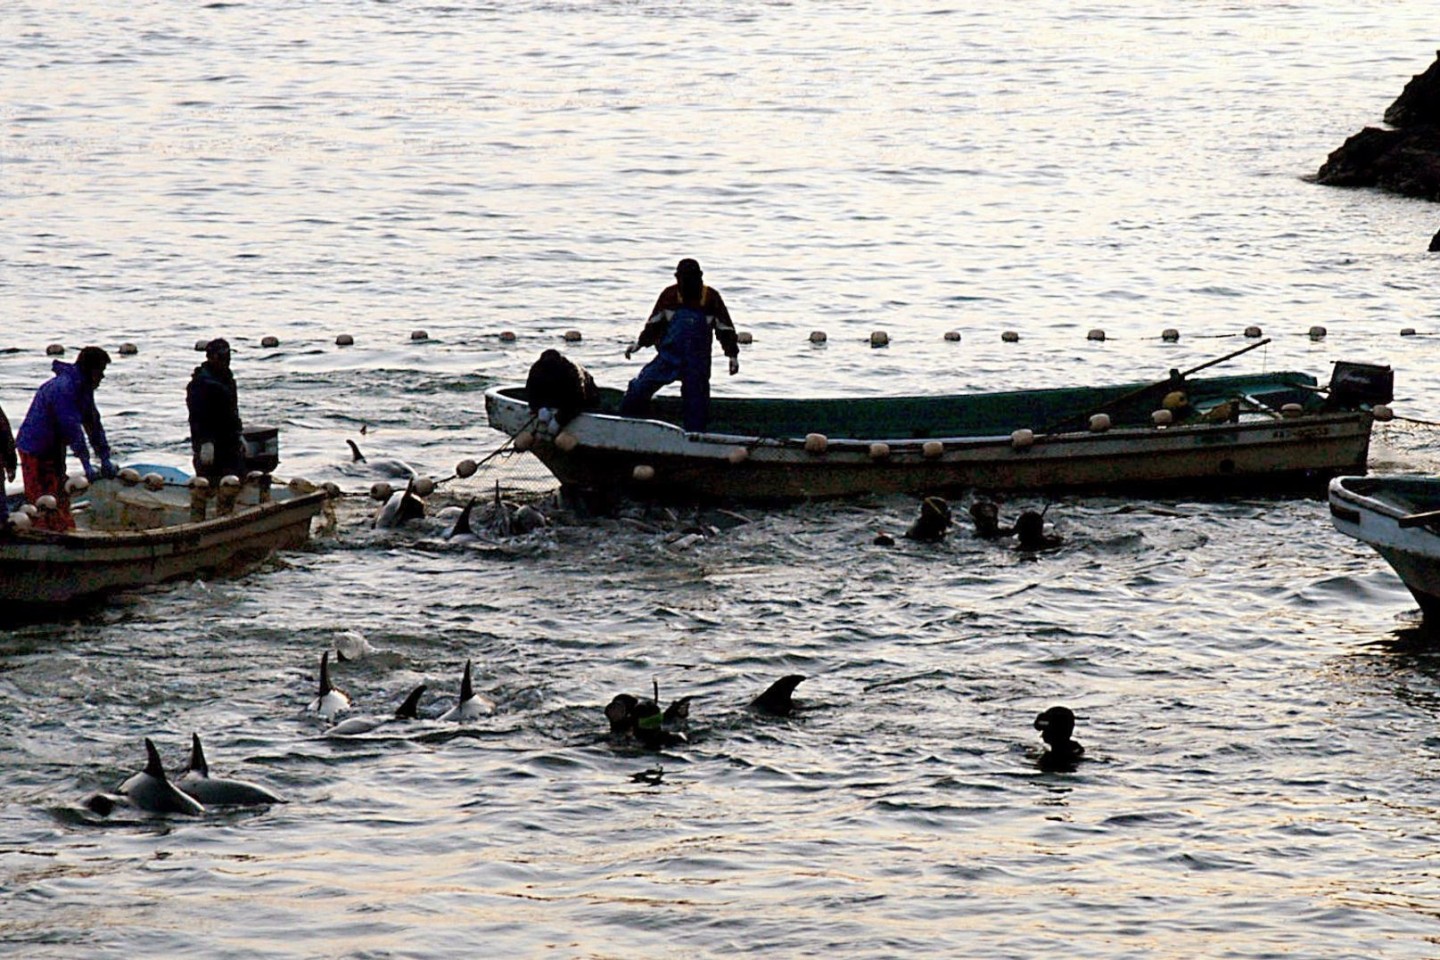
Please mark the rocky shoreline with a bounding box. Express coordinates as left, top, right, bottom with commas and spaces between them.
1315, 51, 1440, 248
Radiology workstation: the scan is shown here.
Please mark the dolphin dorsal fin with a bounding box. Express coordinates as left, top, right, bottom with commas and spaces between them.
347, 439, 366, 463
396, 684, 427, 719
189, 733, 210, 778
459, 659, 474, 702
452, 499, 476, 538
144, 738, 168, 780
318, 651, 333, 695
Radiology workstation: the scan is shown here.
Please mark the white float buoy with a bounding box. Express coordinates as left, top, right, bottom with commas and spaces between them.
1087, 329, 1106, 342
870, 331, 889, 347
194, 340, 208, 351
10, 511, 31, 531
736, 331, 754, 345
261, 335, 280, 348
36, 494, 58, 511
411, 330, 428, 341
1308, 325, 1327, 340
370, 481, 393, 501
1244, 325, 1262, 339
1281, 403, 1304, 418
809, 331, 827, 344
1161, 328, 1180, 342
1401, 328, 1417, 337
514, 431, 535, 451
1089, 413, 1112, 433
118, 468, 141, 485
1163, 391, 1188, 411
1011, 428, 1034, 449
412, 476, 437, 497
922, 440, 944, 459
1373, 404, 1394, 422
632, 464, 655, 482
118, 342, 138, 355
804, 433, 828, 454
65, 474, 89, 495
868, 442, 890, 460
456, 459, 478, 479
1001, 331, 1020, 343
563, 330, 582, 342
143, 473, 165, 491
45, 343, 64, 356
336, 334, 354, 346
288, 477, 317, 494
1152, 409, 1173, 426
943, 330, 962, 342
727, 446, 749, 464
20, 503, 38, 518
554, 431, 579, 452
189, 476, 211, 490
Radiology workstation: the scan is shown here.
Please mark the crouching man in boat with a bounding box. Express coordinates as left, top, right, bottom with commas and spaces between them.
187, 338, 246, 484
619, 258, 740, 432
15, 346, 117, 531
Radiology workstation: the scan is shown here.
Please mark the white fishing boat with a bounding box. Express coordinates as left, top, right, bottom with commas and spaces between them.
1, 471, 327, 614
1329, 474, 1440, 620
486, 353, 1391, 506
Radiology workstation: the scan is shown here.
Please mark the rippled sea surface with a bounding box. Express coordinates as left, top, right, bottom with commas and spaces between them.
7, 2, 1440, 957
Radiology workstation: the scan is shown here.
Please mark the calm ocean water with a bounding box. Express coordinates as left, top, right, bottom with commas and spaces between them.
5, 1, 1440, 957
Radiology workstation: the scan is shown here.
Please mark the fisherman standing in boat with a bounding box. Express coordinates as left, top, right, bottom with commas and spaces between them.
619, 258, 740, 432
187, 338, 246, 484
15, 346, 117, 532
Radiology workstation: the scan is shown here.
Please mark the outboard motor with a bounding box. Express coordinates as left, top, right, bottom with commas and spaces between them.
1327, 361, 1393, 409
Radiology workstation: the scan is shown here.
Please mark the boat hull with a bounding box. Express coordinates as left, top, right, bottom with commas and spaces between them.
1329, 475, 1440, 620
487, 381, 1374, 503
0, 486, 327, 611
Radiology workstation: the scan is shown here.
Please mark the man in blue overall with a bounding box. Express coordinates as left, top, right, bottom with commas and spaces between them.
619, 258, 740, 432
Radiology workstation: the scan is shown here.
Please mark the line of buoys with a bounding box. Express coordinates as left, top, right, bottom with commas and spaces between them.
1162, 328, 1180, 342
804, 433, 828, 454
921, 440, 944, 459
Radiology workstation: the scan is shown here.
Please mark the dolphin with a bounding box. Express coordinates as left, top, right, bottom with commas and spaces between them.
177, 734, 288, 806
347, 439, 417, 479
326, 684, 428, 737
445, 498, 478, 542
373, 479, 426, 529
438, 659, 495, 721
750, 675, 806, 717
307, 651, 352, 719
118, 738, 206, 816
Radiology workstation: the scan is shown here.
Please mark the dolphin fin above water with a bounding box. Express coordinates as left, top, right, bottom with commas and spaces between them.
439, 659, 495, 721
178, 733, 288, 806
347, 438, 367, 463
446, 498, 478, 541
118, 738, 206, 816
750, 675, 806, 717
325, 684, 428, 737
307, 650, 352, 719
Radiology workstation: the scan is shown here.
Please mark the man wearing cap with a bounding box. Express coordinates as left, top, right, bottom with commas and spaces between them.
187, 338, 245, 483
15, 345, 117, 531
619, 258, 740, 432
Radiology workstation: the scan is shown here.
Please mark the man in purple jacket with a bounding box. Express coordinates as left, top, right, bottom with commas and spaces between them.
16, 346, 116, 531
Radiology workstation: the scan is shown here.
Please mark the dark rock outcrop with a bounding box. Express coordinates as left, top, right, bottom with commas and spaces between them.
1316, 51, 1440, 204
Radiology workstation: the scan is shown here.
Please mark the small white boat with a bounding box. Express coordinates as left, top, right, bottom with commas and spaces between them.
1329, 475, 1440, 619
1, 473, 327, 614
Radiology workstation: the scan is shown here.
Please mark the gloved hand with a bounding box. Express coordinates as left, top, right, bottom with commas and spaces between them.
199, 442, 215, 467
624, 342, 640, 360
82, 460, 96, 482
100, 457, 118, 479
728, 355, 740, 376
